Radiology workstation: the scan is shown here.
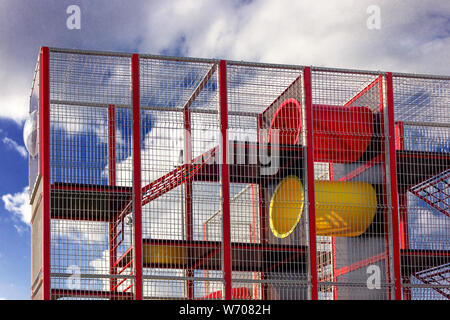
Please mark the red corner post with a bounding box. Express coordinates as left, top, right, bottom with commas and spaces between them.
40, 46, 51, 300
219, 60, 232, 300
108, 104, 117, 295
395, 122, 409, 249
132, 54, 143, 300
184, 93, 194, 299
385, 72, 402, 300
303, 67, 318, 300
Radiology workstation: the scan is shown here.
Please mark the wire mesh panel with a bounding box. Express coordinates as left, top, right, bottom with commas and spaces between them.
139, 56, 222, 299
392, 74, 450, 300
226, 62, 308, 300
28, 60, 40, 196
48, 50, 134, 300
310, 69, 391, 299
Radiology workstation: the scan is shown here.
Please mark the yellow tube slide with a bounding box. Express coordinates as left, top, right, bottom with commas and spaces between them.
269, 176, 377, 238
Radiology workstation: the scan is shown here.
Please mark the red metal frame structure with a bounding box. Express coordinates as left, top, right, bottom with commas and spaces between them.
380, 74, 392, 300
219, 60, 232, 300
28, 47, 450, 300
39, 46, 51, 301
385, 72, 402, 299
132, 53, 143, 300
303, 67, 318, 300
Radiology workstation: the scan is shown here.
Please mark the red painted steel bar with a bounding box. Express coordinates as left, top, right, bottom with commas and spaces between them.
376, 74, 392, 299
108, 104, 118, 295
51, 289, 134, 300
39, 46, 51, 300
108, 105, 117, 185
395, 122, 410, 250
219, 60, 232, 300
385, 72, 403, 300
132, 53, 143, 300
257, 114, 268, 300
329, 163, 338, 300
303, 67, 318, 300
184, 95, 194, 299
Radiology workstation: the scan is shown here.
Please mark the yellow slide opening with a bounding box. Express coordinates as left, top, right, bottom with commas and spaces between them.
269, 176, 378, 238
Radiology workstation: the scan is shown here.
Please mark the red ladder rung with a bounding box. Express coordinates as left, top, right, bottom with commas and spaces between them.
118, 259, 134, 275
113, 246, 133, 268
122, 283, 134, 293
112, 277, 128, 292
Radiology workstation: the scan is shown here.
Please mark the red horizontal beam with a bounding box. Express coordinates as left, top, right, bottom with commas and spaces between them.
51, 183, 131, 194
401, 249, 450, 258
51, 289, 134, 300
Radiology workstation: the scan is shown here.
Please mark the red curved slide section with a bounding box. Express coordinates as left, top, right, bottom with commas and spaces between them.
268, 98, 374, 163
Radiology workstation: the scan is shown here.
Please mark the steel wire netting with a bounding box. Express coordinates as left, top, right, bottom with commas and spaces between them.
224, 63, 309, 300
309, 70, 392, 299
392, 75, 450, 300
48, 51, 134, 299
29, 48, 450, 300
138, 56, 223, 299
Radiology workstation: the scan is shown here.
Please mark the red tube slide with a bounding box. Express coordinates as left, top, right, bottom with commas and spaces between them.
267, 98, 374, 163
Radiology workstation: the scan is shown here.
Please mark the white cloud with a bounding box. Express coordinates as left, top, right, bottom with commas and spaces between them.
52, 220, 107, 243
0, 0, 448, 126
2, 187, 31, 226
2, 137, 27, 158
138, 0, 450, 75
0, 67, 30, 124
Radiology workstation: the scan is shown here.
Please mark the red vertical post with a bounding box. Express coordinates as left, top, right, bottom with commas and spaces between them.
219, 60, 232, 300
108, 105, 117, 185
385, 72, 402, 300
400, 188, 411, 300
251, 184, 259, 299
39, 46, 51, 300
257, 114, 268, 300
303, 67, 318, 300
132, 54, 143, 300
378, 75, 392, 299
395, 122, 409, 249
329, 163, 338, 300
256, 115, 267, 246
184, 102, 194, 299
108, 105, 117, 295
399, 194, 409, 247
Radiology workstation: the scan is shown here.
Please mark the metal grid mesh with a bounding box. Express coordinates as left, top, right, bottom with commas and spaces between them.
139, 56, 223, 299
48, 51, 134, 300
310, 70, 390, 299
226, 63, 308, 300
29, 48, 449, 300
393, 75, 450, 300
29, 60, 40, 195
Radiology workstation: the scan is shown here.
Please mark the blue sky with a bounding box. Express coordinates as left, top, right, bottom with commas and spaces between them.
0, 0, 449, 300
